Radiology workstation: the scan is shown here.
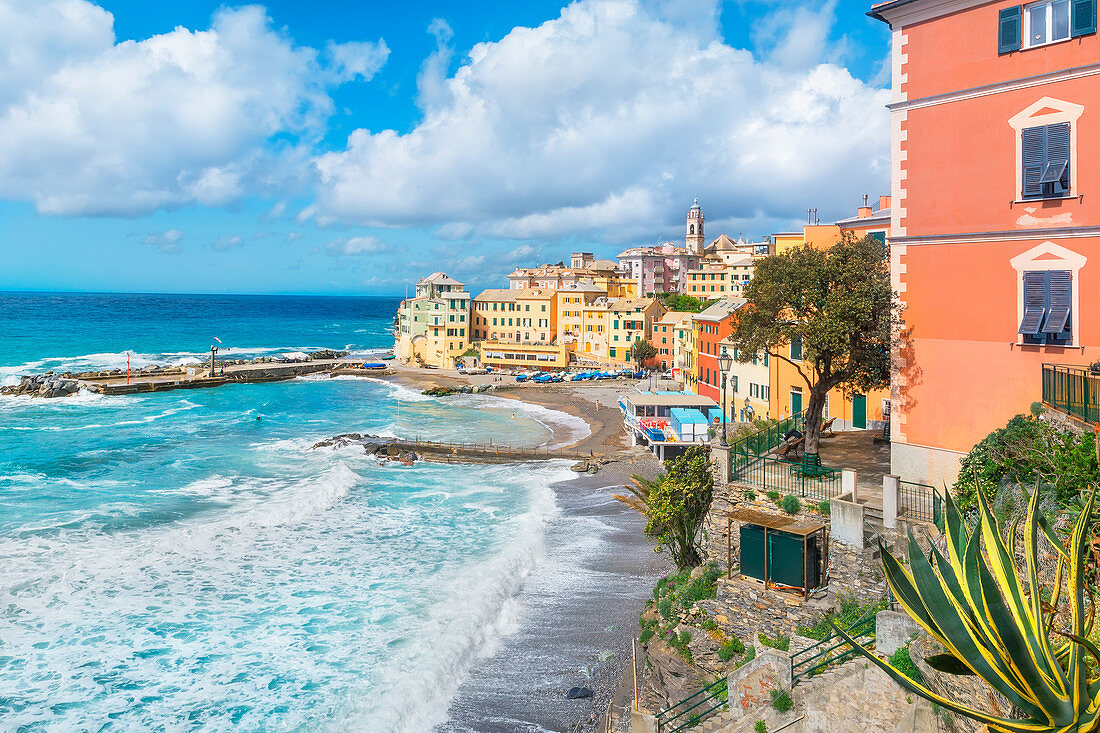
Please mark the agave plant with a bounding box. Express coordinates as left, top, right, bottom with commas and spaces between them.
834, 483, 1100, 732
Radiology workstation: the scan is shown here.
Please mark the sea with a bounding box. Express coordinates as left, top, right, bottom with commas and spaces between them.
0, 292, 661, 732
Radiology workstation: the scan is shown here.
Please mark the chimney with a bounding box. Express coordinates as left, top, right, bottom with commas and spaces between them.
879, 195, 891, 210
858, 205, 872, 219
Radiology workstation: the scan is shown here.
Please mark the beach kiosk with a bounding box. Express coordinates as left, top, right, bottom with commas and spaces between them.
726, 507, 828, 598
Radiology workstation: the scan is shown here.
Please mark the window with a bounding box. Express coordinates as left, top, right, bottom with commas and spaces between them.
1000, 1, 1094, 52
790, 335, 803, 361
1018, 269, 1073, 345
1025, 0, 1071, 46
1022, 122, 1071, 198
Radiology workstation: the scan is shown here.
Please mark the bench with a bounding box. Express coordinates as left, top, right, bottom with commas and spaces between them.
776, 435, 804, 460
820, 417, 837, 438
789, 451, 832, 479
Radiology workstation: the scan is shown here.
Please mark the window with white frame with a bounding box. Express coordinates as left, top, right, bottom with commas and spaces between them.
1024, 0, 1071, 47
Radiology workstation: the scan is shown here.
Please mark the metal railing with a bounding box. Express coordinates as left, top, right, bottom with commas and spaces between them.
898, 480, 938, 524
1042, 363, 1100, 424
656, 677, 728, 733
728, 411, 806, 474
791, 594, 889, 680
401, 437, 589, 459
732, 456, 842, 502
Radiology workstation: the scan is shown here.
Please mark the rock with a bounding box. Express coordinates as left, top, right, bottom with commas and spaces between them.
689, 565, 707, 581
571, 461, 589, 472
566, 687, 593, 700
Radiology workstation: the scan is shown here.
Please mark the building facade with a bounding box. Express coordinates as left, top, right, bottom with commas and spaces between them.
607, 298, 665, 366
692, 298, 747, 405
395, 273, 471, 369
871, 0, 1099, 485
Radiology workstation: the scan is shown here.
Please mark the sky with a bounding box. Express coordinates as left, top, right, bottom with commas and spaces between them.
0, 0, 892, 296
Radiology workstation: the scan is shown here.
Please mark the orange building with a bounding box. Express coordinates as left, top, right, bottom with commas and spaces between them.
870, 0, 1099, 486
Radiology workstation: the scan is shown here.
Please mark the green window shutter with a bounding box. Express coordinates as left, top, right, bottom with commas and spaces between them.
999, 6, 1022, 53
1072, 0, 1097, 36
790, 335, 803, 360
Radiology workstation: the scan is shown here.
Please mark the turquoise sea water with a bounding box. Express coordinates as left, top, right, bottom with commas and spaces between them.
0, 293, 591, 731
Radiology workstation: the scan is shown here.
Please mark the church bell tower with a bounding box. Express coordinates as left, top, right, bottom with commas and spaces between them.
686, 197, 704, 254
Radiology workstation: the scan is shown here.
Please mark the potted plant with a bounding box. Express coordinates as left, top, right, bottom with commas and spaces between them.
1090, 360, 1100, 375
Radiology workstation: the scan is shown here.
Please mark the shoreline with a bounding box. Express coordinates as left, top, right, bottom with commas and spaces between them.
379, 361, 665, 732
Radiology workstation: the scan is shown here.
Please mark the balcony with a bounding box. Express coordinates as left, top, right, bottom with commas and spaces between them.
1042, 363, 1100, 425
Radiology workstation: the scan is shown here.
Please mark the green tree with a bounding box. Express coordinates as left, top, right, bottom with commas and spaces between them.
657, 292, 707, 313
614, 446, 714, 568
727, 235, 895, 456
631, 338, 658, 367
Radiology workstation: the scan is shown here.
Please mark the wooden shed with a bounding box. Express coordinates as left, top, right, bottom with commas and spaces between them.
726, 507, 828, 597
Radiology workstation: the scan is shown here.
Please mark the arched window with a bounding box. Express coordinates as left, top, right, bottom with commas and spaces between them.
690, 224, 695, 234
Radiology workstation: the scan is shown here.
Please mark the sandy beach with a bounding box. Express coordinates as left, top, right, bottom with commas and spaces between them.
381, 362, 668, 732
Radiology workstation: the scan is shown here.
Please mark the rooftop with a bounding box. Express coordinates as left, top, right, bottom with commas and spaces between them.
621, 392, 718, 408
693, 297, 747, 322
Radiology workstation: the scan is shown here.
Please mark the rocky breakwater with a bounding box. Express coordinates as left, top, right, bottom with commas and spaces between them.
2, 373, 90, 398
422, 384, 494, 397
310, 433, 419, 465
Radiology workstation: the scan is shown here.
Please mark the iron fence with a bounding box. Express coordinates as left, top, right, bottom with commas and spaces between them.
1042, 363, 1100, 424
898, 480, 937, 524
655, 677, 727, 733
733, 456, 842, 502
728, 411, 806, 474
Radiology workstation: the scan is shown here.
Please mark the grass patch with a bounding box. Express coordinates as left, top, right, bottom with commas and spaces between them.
754, 722, 767, 733
770, 689, 793, 712
765, 490, 780, 502
797, 593, 884, 641
888, 645, 924, 685
758, 632, 790, 652
717, 635, 745, 661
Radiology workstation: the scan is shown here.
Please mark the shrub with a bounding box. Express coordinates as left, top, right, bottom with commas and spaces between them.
758, 632, 790, 652
658, 599, 673, 621
951, 414, 1099, 512
779, 495, 801, 514
743, 490, 756, 501
888, 645, 924, 685
816, 500, 830, 516
770, 689, 793, 712
735, 645, 756, 669
702, 618, 718, 631
718, 636, 745, 661
765, 490, 780, 502
754, 722, 767, 733
639, 627, 655, 644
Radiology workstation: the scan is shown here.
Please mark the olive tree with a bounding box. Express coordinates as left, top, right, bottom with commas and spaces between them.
727, 234, 896, 456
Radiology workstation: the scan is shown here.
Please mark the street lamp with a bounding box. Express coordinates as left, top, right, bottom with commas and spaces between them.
717, 346, 733, 446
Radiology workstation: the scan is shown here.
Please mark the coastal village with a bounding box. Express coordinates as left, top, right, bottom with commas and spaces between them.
391, 1, 1100, 732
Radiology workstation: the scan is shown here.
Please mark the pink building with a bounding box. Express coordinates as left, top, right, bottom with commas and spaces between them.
617, 200, 706, 295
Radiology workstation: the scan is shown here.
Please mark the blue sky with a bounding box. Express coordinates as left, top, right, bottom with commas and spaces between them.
0, 0, 891, 296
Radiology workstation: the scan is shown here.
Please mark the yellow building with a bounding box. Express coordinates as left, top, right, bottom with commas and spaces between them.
767, 336, 890, 433
685, 265, 733, 297
479, 341, 571, 370
471, 289, 556, 344
554, 283, 606, 347
607, 298, 665, 367
395, 272, 471, 369
577, 301, 611, 365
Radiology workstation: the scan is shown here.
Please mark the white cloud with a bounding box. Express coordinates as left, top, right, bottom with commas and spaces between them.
750, 1, 847, 70
212, 235, 244, 251
143, 228, 183, 253
0, 1, 387, 216
314, 0, 889, 241
325, 235, 389, 256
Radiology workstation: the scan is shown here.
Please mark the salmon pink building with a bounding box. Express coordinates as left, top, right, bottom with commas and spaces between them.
871, 0, 1099, 486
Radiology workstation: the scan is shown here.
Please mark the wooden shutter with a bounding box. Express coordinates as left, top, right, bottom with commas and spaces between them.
999, 6, 1023, 52
1072, 0, 1097, 36
1019, 271, 1047, 335
1046, 122, 1071, 195
1044, 270, 1073, 335
1021, 126, 1046, 199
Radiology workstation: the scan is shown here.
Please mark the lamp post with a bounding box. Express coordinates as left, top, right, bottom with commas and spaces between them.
717, 347, 733, 446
